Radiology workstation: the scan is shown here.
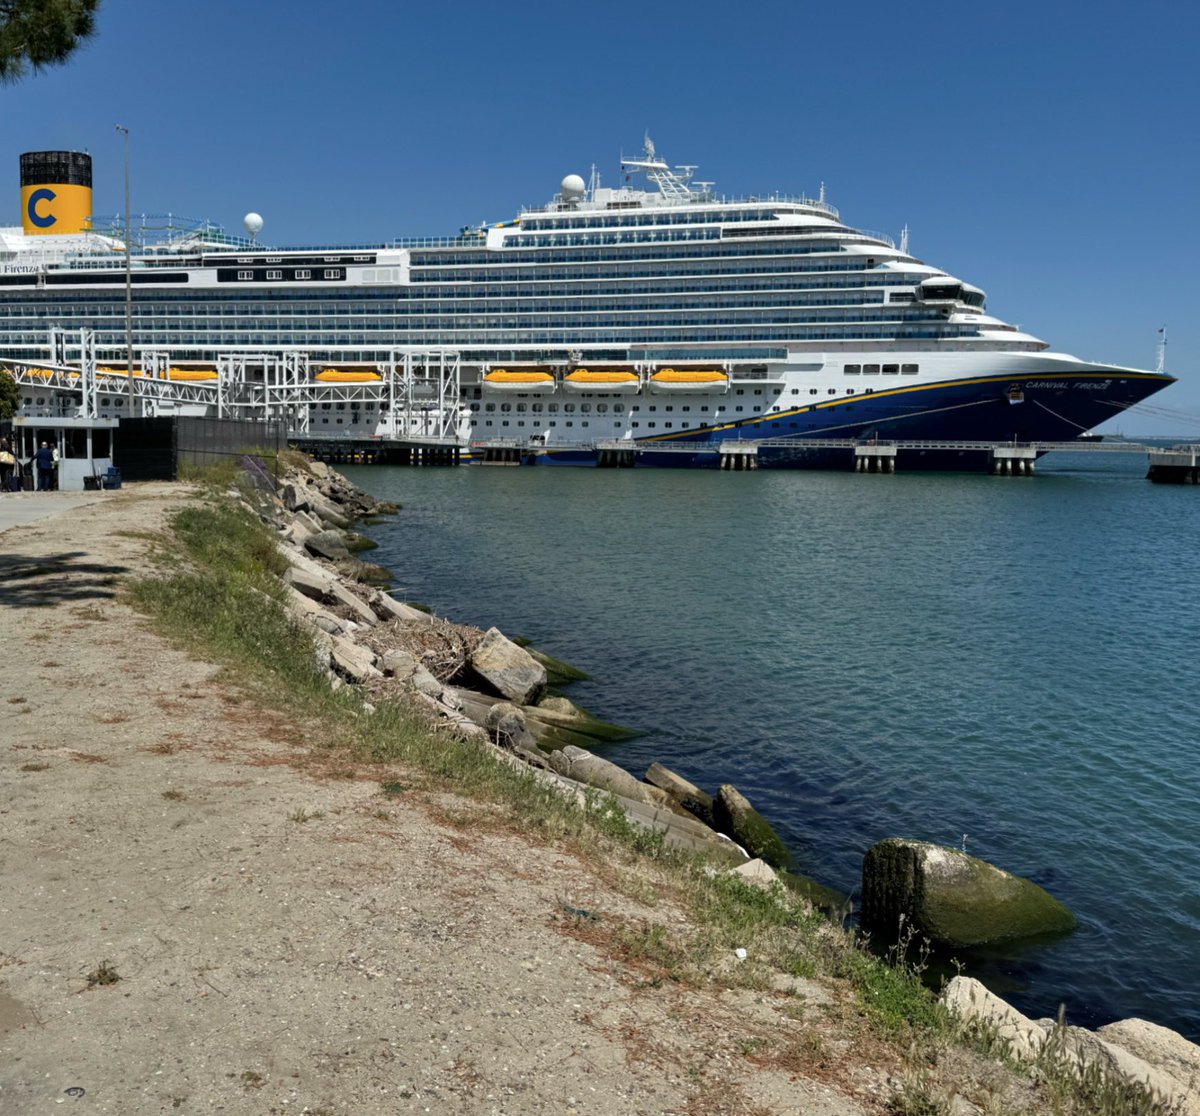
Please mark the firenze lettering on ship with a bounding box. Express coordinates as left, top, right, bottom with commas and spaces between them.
0, 140, 1175, 470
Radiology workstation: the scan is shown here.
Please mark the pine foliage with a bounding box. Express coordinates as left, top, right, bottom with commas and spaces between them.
0, 0, 100, 83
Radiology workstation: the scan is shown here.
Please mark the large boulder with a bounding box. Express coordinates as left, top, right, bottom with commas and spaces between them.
712, 784, 790, 870
328, 634, 380, 682
861, 838, 1075, 948
305, 529, 352, 563
941, 976, 1047, 1061
372, 592, 435, 624
644, 762, 716, 828
547, 746, 666, 808
279, 481, 311, 513
1055, 1025, 1200, 1115
485, 702, 538, 752
468, 627, 546, 704
309, 492, 353, 529
1097, 1018, 1200, 1111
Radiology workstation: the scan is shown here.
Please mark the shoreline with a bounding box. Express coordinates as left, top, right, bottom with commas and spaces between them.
340, 456, 1200, 1044
2, 467, 1197, 1115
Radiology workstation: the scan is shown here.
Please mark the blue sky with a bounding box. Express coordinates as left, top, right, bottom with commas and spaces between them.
2, 0, 1197, 432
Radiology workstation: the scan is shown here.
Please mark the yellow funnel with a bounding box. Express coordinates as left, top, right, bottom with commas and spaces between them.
20, 151, 92, 236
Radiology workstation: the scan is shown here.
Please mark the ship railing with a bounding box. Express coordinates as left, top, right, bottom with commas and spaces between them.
847, 228, 896, 249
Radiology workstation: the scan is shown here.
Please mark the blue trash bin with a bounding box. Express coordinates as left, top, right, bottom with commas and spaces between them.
102, 467, 122, 490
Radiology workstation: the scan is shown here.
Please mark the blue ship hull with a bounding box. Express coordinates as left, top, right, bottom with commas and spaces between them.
526, 369, 1174, 470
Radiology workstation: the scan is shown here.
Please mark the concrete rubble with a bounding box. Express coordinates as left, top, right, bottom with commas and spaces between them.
237, 457, 1200, 1111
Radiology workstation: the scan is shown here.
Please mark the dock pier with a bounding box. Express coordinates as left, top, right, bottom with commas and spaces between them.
289, 433, 1200, 485
718, 441, 759, 471
1147, 446, 1200, 484
290, 436, 461, 467
990, 445, 1038, 476
854, 442, 897, 474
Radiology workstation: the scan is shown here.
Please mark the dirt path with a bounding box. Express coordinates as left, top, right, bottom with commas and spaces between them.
0, 484, 871, 1115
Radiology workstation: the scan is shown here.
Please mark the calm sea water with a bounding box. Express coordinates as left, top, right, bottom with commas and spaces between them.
343, 452, 1200, 1040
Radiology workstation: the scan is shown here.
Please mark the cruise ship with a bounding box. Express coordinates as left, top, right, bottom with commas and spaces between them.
0, 141, 1176, 468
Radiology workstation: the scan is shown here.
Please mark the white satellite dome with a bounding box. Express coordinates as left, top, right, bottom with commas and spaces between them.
560, 174, 585, 200
243, 212, 264, 236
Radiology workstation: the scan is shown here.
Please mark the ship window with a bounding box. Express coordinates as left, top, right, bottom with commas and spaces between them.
502, 420, 509, 426
648, 422, 656, 428
324, 269, 341, 279
809, 389, 818, 395
597, 404, 608, 413
485, 403, 496, 412
613, 404, 625, 413
845, 364, 861, 374
336, 418, 343, 424
532, 403, 543, 412
649, 406, 657, 412
549, 420, 556, 426
470, 404, 480, 412
297, 269, 311, 279
828, 389, 837, 395
266, 270, 282, 280
791, 388, 800, 394
500, 403, 511, 412
665, 405, 674, 412
548, 404, 559, 412
564, 404, 575, 413
902, 363, 918, 374
754, 389, 763, 395
664, 423, 672, 429
580, 404, 590, 413
882, 364, 899, 375
581, 421, 588, 428
517, 421, 525, 426
845, 389, 853, 395
565, 421, 573, 427
682, 406, 690, 412
516, 403, 526, 412
237, 270, 252, 280
485, 420, 493, 426
736, 389, 744, 395
863, 364, 880, 375
321, 418, 329, 424
632, 422, 639, 428
321, 402, 331, 409
735, 406, 744, 412
336, 402, 345, 410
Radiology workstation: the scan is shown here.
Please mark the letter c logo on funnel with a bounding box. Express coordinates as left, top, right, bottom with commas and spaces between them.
27, 188, 57, 228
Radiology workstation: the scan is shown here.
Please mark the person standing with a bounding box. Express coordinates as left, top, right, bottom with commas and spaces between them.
34, 441, 54, 491
0, 437, 14, 492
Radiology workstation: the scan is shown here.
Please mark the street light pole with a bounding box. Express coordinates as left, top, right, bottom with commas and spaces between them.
115, 125, 133, 417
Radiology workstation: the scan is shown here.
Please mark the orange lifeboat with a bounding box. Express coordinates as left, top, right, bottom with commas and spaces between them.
482, 368, 556, 393
649, 368, 729, 394
563, 368, 640, 394
314, 368, 383, 383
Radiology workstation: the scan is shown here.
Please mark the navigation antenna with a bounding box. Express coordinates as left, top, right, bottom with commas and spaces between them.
900, 224, 910, 255
620, 134, 697, 202
1156, 325, 1167, 373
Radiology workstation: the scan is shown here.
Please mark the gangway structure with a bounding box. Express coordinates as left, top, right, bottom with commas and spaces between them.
2, 334, 464, 446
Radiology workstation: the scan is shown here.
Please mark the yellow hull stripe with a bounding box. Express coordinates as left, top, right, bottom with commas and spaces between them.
638, 369, 1174, 443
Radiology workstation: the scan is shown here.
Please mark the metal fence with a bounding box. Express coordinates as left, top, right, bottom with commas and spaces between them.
116, 417, 287, 481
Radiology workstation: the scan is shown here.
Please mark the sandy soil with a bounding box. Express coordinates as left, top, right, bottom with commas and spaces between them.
0, 484, 874, 1115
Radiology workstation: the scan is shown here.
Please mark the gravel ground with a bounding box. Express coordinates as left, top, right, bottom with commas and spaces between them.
0, 483, 872, 1115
